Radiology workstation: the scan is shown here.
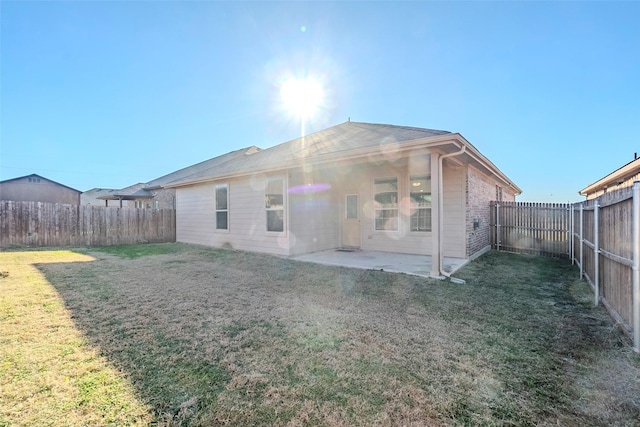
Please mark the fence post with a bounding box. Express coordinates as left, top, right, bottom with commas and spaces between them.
632, 182, 640, 353
570, 204, 574, 264
496, 202, 501, 252
579, 203, 584, 280
594, 200, 599, 306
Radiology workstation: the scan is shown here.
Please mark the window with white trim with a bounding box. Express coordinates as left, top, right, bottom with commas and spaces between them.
374, 177, 398, 231
410, 174, 432, 232
265, 178, 284, 232
345, 194, 358, 219
215, 184, 228, 230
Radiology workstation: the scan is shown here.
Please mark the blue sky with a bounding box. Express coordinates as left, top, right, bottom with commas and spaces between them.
1, 1, 638, 202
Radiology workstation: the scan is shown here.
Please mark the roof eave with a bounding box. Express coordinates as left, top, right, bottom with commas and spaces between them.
164, 135, 458, 188
579, 157, 640, 195
97, 194, 154, 200
451, 133, 522, 195
165, 133, 521, 195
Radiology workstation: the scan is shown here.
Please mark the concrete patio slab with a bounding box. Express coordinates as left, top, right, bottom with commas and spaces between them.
291, 249, 468, 279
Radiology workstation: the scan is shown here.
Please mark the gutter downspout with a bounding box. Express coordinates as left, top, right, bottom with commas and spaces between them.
438, 143, 466, 280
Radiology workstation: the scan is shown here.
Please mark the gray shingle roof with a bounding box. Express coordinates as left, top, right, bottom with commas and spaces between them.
146, 146, 261, 189
166, 121, 451, 186
97, 183, 153, 200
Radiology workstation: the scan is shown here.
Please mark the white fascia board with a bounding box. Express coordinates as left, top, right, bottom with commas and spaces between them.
165, 136, 459, 189
579, 158, 640, 195
446, 133, 522, 195
166, 133, 521, 194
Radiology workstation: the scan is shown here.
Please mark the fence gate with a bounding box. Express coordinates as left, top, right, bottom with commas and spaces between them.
490, 201, 571, 258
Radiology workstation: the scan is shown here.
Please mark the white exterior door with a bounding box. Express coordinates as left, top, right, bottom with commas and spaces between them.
342, 193, 360, 248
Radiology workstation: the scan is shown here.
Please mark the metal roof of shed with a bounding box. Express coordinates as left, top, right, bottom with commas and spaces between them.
0, 173, 81, 193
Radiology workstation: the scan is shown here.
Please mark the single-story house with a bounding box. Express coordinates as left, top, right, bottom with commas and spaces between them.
0, 173, 81, 205
579, 154, 640, 200
165, 121, 520, 277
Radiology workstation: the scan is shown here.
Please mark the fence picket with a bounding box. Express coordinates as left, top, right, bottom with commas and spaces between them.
0, 201, 176, 248
490, 200, 570, 257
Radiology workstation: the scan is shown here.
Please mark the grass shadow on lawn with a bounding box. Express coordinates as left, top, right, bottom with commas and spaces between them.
35, 244, 640, 426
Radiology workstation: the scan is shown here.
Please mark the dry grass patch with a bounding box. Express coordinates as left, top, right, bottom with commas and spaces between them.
0, 250, 153, 426
2, 244, 639, 426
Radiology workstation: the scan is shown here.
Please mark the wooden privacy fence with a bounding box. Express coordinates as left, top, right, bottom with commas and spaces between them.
491, 187, 640, 352
0, 201, 176, 248
570, 186, 639, 352
490, 201, 571, 257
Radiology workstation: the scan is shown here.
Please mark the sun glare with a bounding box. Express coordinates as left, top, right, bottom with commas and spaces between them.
280, 77, 324, 120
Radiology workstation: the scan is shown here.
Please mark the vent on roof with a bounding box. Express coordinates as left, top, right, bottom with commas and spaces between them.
246, 146, 261, 155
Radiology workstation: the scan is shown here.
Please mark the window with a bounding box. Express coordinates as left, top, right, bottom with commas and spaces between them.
265, 178, 284, 232
410, 175, 432, 231
216, 184, 228, 230
153, 200, 159, 209
345, 194, 358, 219
374, 177, 398, 231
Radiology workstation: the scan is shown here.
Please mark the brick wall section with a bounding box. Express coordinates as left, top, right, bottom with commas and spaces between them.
152, 189, 177, 209
465, 166, 516, 257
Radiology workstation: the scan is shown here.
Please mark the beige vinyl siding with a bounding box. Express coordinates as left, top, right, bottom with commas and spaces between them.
176, 183, 216, 246
347, 159, 435, 256
176, 176, 289, 256
175, 149, 494, 260
288, 170, 340, 256
442, 163, 466, 258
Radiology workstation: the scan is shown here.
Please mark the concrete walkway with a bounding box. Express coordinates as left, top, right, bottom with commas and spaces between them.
291, 249, 468, 279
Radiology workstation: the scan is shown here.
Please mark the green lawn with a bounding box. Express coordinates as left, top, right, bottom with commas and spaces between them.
1, 244, 638, 426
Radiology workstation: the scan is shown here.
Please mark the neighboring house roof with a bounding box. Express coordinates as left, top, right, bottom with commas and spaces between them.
165, 121, 522, 194
0, 173, 81, 193
97, 146, 262, 200
97, 183, 154, 201
81, 188, 117, 202
579, 156, 640, 196
82, 188, 118, 197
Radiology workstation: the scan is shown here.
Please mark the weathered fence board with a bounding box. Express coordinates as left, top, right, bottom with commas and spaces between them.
571, 188, 635, 337
0, 201, 175, 248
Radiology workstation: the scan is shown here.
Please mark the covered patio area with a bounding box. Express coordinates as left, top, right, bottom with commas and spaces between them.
291, 249, 468, 279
